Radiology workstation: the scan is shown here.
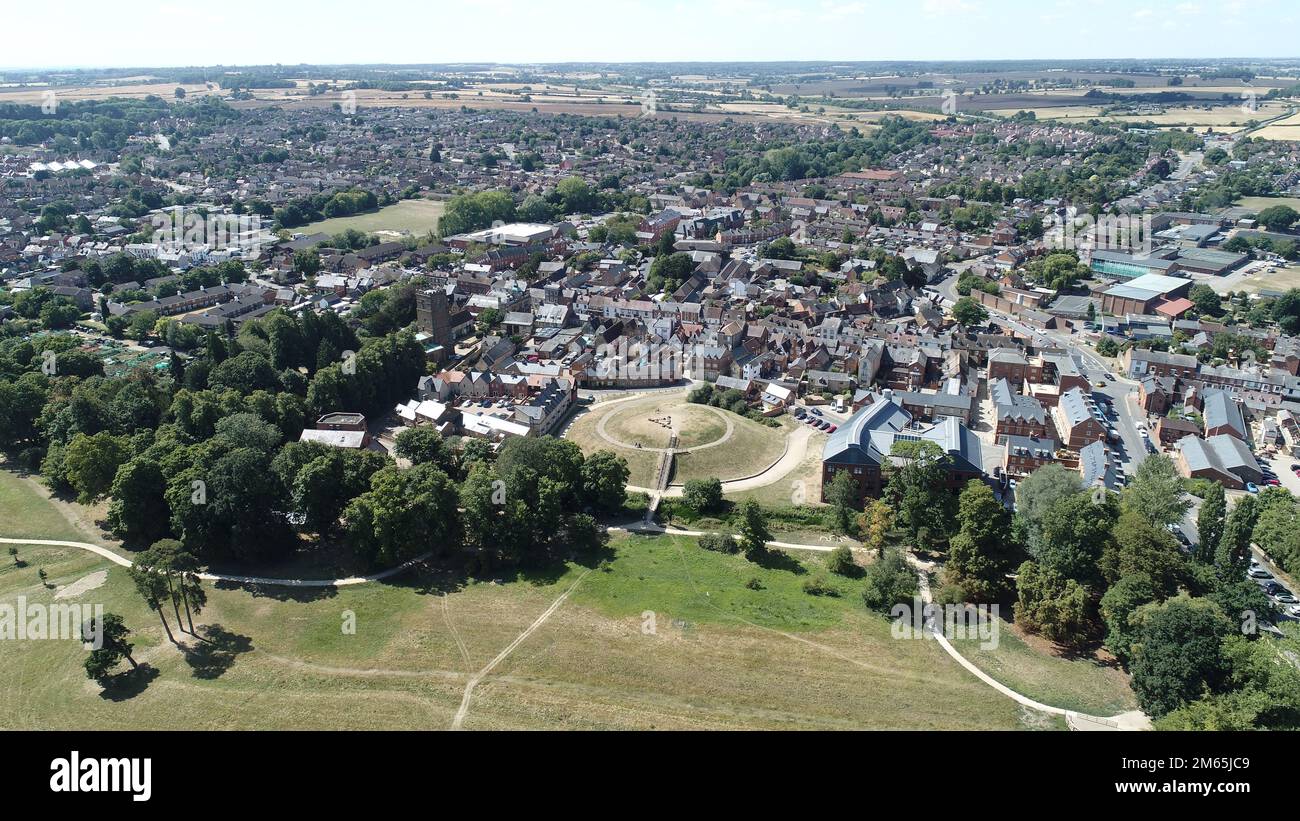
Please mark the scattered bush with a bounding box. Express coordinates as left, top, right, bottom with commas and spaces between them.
802, 574, 840, 597
699, 532, 740, 554
683, 478, 724, 514
861, 549, 919, 612
826, 545, 857, 576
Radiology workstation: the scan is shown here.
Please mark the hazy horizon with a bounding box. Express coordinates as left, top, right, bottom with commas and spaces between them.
4, 0, 1298, 70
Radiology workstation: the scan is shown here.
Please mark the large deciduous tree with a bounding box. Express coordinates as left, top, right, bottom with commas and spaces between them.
1215, 495, 1259, 580
343, 464, 459, 568
883, 440, 953, 551
1195, 482, 1226, 564
1128, 595, 1232, 718
943, 480, 1019, 603
1013, 560, 1097, 647
1122, 454, 1190, 531
580, 450, 630, 514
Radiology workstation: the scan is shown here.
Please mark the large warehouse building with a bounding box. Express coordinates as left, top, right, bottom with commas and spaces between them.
1098, 273, 1194, 316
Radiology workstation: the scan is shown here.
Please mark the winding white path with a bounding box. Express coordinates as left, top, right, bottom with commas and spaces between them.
5, 532, 1150, 730
626, 425, 818, 497
908, 553, 1150, 731
595, 397, 735, 454
0, 537, 431, 588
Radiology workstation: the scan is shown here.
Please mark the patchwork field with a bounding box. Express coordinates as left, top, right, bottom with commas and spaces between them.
0, 82, 221, 104
987, 101, 1292, 133
0, 466, 1062, 730
1249, 109, 1300, 141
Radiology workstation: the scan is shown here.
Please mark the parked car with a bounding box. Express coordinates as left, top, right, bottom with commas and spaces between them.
1275, 593, 1299, 605
1249, 568, 1273, 579
826, 425, 837, 434
1246, 482, 1260, 493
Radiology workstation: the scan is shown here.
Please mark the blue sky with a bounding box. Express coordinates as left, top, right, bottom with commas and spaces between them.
5, 0, 1298, 68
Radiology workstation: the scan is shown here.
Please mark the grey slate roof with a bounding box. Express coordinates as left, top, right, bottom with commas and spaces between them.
822, 393, 982, 473
1202, 389, 1246, 438
991, 378, 1047, 424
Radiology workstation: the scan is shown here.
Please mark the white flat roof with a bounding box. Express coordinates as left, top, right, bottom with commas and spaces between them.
299, 429, 366, 448
1106, 273, 1188, 296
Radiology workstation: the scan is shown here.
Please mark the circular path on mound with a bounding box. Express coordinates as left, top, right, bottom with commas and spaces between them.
594, 398, 735, 453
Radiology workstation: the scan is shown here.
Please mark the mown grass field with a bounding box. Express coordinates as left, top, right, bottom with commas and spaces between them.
726, 428, 828, 508
603, 399, 725, 450
672, 414, 789, 484
1235, 196, 1300, 213
298, 198, 446, 237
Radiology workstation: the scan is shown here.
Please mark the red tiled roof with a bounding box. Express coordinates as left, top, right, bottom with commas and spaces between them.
1155, 297, 1194, 318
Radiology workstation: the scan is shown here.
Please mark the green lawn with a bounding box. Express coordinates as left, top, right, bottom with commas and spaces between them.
0, 466, 1102, 730
1235, 196, 1300, 213
949, 622, 1138, 716
673, 414, 788, 483
298, 198, 447, 237
0, 467, 93, 543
